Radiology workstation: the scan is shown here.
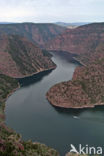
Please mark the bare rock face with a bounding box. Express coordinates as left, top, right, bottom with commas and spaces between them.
46, 23, 104, 109
0, 35, 56, 78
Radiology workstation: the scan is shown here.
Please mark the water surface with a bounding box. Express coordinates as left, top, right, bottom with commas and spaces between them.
5, 52, 104, 155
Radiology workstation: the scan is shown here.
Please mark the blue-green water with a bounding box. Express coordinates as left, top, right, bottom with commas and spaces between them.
5, 52, 104, 155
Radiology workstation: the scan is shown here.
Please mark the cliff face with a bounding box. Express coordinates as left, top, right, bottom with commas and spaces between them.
46, 23, 104, 108
46, 23, 104, 54
0, 23, 66, 48
0, 35, 56, 78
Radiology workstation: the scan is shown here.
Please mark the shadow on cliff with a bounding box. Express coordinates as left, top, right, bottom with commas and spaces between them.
51, 50, 82, 65
17, 69, 54, 87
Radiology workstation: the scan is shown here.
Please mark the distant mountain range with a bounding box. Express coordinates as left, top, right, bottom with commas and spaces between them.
55, 22, 90, 27
0, 21, 90, 26
0, 22, 14, 24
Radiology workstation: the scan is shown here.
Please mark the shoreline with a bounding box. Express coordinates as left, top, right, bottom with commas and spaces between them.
17, 66, 56, 80
50, 50, 84, 66
2, 83, 21, 121
1, 65, 57, 123
46, 97, 104, 110
73, 57, 87, 67
4, 65, 56, 113
5, 82, 20, 102
0, 65, 59, 155
2, 64, 58, 121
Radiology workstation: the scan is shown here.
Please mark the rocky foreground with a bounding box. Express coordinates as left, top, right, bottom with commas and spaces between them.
46, 23, 104, 109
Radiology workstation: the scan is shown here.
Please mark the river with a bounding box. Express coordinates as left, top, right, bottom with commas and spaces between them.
5, 52, 104, 155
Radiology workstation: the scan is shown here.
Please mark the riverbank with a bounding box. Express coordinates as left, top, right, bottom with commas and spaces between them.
0, 84, 20, 123
0, 72, 59, 155
16, 65, 56, 79
46, 96, 104, 109
46, 48, 104, 110
5, 51, 79, 156
50, 50, 82, 66
73, 57, 87, 67
1, 67, 56, 121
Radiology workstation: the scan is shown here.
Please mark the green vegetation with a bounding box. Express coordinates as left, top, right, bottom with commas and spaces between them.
42, 49, 52, 57
0, 122, 59, 156
6, 35, 56, 77
0, 74, 18, 105
8, 35, 37, 75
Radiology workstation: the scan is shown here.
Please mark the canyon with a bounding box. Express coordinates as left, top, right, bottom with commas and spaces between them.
46, 23, 104, 108
0, 23, 66, 48
0, 23, 66, 78
0, 23, 65, 155
0, 34, 56, 78
0, 22, 104, 155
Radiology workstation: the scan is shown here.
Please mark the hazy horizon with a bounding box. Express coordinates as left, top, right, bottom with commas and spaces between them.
0, 21, 91, 24
0, 0, 104, 23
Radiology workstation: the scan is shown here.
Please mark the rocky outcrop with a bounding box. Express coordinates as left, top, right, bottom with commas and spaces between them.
0, 34, 56, 78
46, 23, 104, 109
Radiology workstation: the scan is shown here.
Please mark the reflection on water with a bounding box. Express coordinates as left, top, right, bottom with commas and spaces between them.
55, 106, 104, 124
5, 52, 104, 155
17, 69, 54, 87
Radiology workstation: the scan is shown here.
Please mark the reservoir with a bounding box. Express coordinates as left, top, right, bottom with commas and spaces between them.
5, 52, 104, 155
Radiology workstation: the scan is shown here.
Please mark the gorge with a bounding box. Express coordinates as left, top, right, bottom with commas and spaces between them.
5, 52, 104, 155
46, 23, 104, 109
0, 22, 104, 155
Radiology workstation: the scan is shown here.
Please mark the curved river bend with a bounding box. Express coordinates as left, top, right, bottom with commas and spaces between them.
5, 52, 104, 155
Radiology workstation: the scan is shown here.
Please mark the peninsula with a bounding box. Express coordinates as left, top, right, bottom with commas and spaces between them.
46, 23, 104, 109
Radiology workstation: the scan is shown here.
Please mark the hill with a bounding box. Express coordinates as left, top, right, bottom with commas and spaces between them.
55, 22, 90, 28
0, 22, 14, 24
46, 22, 104, 54
0, 23, 66, 48
0, 34, 56, 78
46, 23, 104, 108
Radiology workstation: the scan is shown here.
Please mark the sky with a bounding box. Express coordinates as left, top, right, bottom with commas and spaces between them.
0, 0, 104, 23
